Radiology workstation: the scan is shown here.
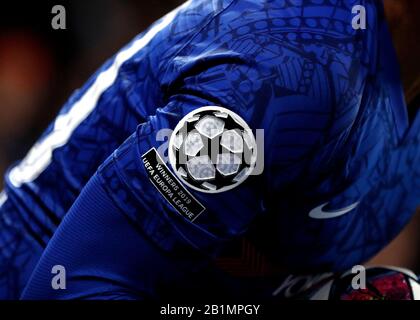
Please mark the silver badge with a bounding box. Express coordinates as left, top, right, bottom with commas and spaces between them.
169, 106, 257, 193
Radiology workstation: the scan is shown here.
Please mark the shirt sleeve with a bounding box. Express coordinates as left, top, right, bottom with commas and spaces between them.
20, 53, 332, 299
0, 0, 222, 299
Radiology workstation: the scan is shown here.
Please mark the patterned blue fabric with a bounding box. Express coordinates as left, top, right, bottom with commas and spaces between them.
0, 0, 418, 299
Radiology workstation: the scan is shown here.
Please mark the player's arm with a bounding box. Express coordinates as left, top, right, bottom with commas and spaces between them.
20, 52, 333, 299
20, 2, 349, 298
0, 0, 198, 299
0, 0, 248, 298
0, 33, 157, 298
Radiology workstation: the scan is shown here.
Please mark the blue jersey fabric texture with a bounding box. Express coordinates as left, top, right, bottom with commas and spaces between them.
0, 0, 417, 299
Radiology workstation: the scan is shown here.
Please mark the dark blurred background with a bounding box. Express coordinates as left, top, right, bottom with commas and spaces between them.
0, 0, 419, 273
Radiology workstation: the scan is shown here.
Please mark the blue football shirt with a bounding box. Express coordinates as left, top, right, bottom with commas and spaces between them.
0, 0, 418, 299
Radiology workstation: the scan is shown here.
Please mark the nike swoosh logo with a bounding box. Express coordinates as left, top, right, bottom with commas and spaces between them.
309, 202, 359, 219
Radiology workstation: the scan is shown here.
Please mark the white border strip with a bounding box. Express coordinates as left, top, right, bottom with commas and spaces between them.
8, 1, 190, 188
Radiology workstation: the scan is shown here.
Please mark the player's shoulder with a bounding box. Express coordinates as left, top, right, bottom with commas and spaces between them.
159, 0, 384, 149
159, 0, 383, 134
167, 0, 380, 94
149, 0, 382, 79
